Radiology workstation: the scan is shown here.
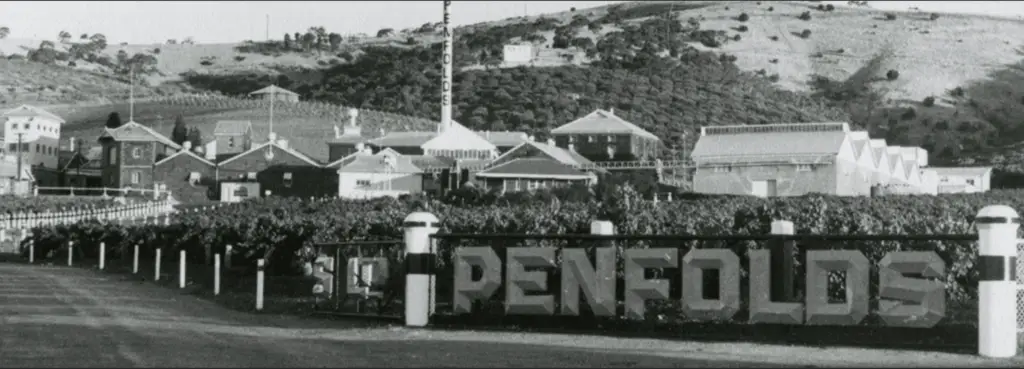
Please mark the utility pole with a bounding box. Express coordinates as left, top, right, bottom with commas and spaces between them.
16, 133, 24, 181
266, 14, 270, 41
129, 67, 135, 122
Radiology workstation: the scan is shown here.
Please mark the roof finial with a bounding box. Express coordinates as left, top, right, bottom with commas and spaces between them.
609, 107, 614, 115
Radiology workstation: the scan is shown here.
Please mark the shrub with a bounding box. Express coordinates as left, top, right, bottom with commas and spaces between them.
200, 60, 213, 66
406, 37, 417, 45
769, 35, 779, 41
836, 48, 845, 54
800, 29, 812, 38
923, 96, 936, 107
886, 69, 899, 80
825, 4, 835, 11
737, 25, 749, 32
317, 60, 328, 66
950, 86, 965, 97
768, 6, 774, 11
68, 61, 76, 67
738, 13, 750, 22
767, 73, 780, 82
733, 34, 741, 41
885, 13, 897, 20
799, 11, 812, 21
153, 48, 161, 54
901, 107, 917, 120
817, 4, 825, 11
930, 13, 940, 21
234, 55, 246, 62
769, 58, 778, 63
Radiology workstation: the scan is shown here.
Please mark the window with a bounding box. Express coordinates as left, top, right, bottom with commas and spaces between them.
966, 179, 976, 186
35, 144, 40, 153
527, 180, 539, 191
233, 186, 249, 198
587, 135, 595, 143
130, 171, 141, 184
568, 135, 575, 143
131, 147, 142, 159
228, 137, 235, 148
188, 172, 201, 183
606, 135, 614, 142
356, 179, 371, 187
246, 172, 257, 180
8, 143, 15, 152
713, 166, 731, 173
283, 172, 293, 188
796, 164, 812, 172
940, 177, 949, 183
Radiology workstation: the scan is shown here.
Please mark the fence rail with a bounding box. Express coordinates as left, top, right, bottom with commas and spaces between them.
34, 186, 170, 199
0, 199, 177, 230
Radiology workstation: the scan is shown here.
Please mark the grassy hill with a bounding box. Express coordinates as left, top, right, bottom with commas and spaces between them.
6, 1, 1024, 172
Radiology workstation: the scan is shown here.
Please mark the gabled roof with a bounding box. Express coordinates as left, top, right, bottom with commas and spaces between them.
154, 148, 216, 167
213, 120, 253, 136
248, 84, 298, 97
2, 105, 65, 124
477, 158, 592, 179
869, 139, 887, 167
930, 166, 992, 177
691, 129, 847, 161
367, 131, 437, 147
217, 138, 321, 167
60, 147, 102, 171
329, 135, 366, 144
338, 151, 423, 174
98, 121, 181, 149
550, 109, 660, 141
478, 131, 529, 147
494, 140, 595, 167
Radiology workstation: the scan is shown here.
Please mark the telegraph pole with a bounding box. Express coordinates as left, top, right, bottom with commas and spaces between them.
266, 14, 270, 41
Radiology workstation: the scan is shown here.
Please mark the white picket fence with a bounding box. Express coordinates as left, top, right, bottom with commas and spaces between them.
0, 199, 177, 230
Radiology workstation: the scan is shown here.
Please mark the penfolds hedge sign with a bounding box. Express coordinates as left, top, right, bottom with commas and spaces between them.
451, 247, 947, 328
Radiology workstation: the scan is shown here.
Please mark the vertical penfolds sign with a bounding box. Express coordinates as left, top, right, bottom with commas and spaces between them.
452, 247, 948, 328
440, 0, 453, 131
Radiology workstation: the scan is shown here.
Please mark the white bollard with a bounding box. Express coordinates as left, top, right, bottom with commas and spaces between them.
256, 259, 265, 311
99, 242, 106, 270
403, 212, 439, 327
28, 238, 34, 264
155, 248, 162, 281
67, 241, 74, 266
214, 253, 221, 296
974, 205, 1019, 358
179, 250, 186, 289
133, 245, 140, 274
225, 245, 233, 269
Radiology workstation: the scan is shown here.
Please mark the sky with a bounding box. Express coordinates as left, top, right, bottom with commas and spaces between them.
1, 1, 1023, 45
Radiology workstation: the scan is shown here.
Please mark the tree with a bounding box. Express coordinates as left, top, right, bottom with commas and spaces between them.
171, 115, 188, 145
293, 32, 302, 46
283, 33, 292, 49
310, 26, 327, 49
89, 33, 107, 50
0, 27, 9, 39
39, 40, 55, 50
301, 32, 316, 50
105, 112, 123, 129
166, 39, 177, 44
182, 37, 195, 45
80, 33, 88, 40
376, 28, 394, 38
328, 32, 342, 51
186, 127, 203, 149
58, 31, 72, 43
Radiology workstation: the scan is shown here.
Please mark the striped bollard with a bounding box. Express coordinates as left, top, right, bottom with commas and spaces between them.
403, 212, 439, 327
99, 242, 106, 270
179, 250, 187, 289
155, 248, 162, 281
67, 241, 74, 266
256, 259, 266, 311
974, 205, 1019, 358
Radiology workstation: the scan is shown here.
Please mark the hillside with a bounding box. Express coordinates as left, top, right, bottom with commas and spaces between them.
5, 1, 1024, 170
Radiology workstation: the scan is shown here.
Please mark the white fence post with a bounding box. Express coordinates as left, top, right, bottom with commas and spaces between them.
403, 212, 439, 327
133, 245, 140, 274
256, 259, 265, 311
28, 238, 34, 264
225, 245, 233, 269
179, 250, 187, 289
214, 253, 221, 296
975, 205, 1019, 358
99, 242, 106, 270
67, 241, 74, 266
155, 248, 162, 281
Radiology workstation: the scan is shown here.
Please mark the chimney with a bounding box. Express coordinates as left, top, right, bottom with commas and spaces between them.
182, 141, 192, 152
527, 135, 535, 142
348, 108, 359, 127
204, 141, 216, 161
268, 132, 278, 143
334, 125, 341, 139
609, 107, 615, 115
568, 143, 575, 152
546, 138, 555, 146
69, 137, 76, 152
277, 139, 288, 150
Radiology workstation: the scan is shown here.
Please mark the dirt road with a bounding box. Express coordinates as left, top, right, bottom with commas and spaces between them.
1, 260, 1019, 368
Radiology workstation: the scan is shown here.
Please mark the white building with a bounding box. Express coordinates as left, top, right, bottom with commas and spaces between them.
503, 44, 534, 64
2, 105, 65, 169
929, 167, 992, 193
335, 148, 424, 199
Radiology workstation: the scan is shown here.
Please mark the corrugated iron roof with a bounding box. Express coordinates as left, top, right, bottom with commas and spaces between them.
691, 130, 847, 161
478, 131, 528, 147
213, 120, 253, 136
551, 109, 660, 140
338, 152, 422, 174
248, 84, 299, 96
98, 121, 181, 149
368, 131, 437, 147
2, 105, 65, 123
477, 158, 589, 178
